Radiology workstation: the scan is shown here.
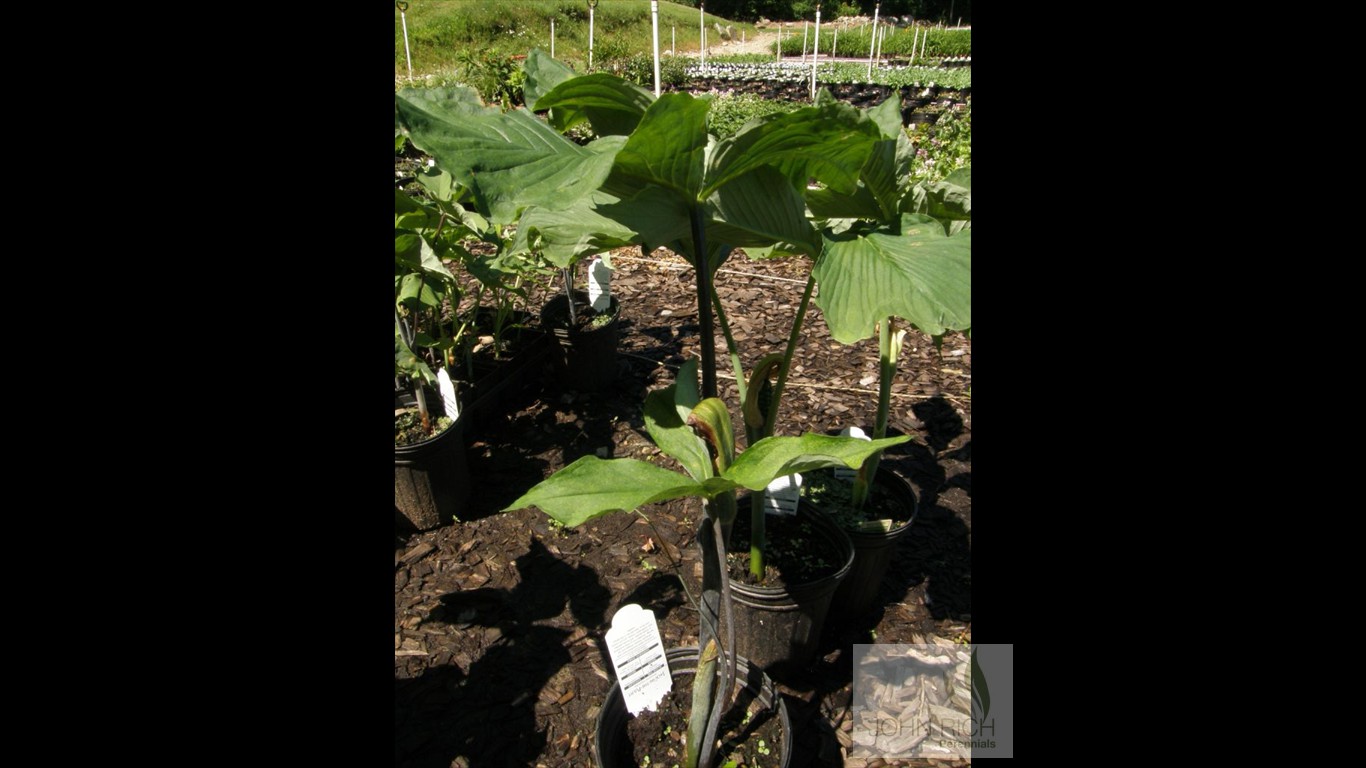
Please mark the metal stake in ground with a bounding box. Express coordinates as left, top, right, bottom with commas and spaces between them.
811, 4, 820, 100
867, 1, 880, 80
588, 0, 597, 71
397, 1, 412, 81
700, 1, 705, 67
651, 0, 661, 97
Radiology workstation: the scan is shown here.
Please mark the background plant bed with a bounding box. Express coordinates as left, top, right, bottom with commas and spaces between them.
596, 646, 790, 768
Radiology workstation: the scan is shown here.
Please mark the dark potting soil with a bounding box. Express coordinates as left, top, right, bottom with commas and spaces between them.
802, 468, 914, 530
545, 296, 619, 332
394, 409, 454, 447
626, 674, 785, 768
723, 508, 846, 587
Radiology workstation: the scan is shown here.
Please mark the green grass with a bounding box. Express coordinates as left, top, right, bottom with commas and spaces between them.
395, 1, 757, 77
777, 25, 970, 59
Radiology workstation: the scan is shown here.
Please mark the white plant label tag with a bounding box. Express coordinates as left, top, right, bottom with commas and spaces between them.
604, 604, 671, 716
436, 368, 460, 421
833, 426, 871, 480
588, 257, 613, 313
764, 473, 803, 516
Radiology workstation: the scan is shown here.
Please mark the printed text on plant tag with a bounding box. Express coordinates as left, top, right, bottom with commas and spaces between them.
604, 604, 671, 715
437, 368, 460, 420
764, 473, 803, 516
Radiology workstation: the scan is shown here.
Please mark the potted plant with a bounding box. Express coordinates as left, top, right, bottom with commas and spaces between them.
799, 92, 972, 616
394, 188, 471, 530
404, 160, 556, 430
537, 255, 623, 391
507, 358, 906, 767
397, 62, 910, 765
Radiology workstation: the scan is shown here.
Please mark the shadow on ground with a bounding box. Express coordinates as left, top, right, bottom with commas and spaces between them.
395, 539, 610, 768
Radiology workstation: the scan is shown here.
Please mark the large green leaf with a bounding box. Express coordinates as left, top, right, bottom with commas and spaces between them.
867, 93, 904, 139
394, 85, 488, 121
522, 48, 577, 108
394, 232, 455, 283
395, 189, 438, 230
674, 358, 701, 416
813, 214, 971, 343
703, 100, 880, 198
614, 93, 710, 200
862, 139, 902, 222
395, 326, 435, 384
395, 89, 627, 223
503, 455, 704, 527
512, 183, 691, 267
704, 166, 821, 256
396, 272, 442, 311
722, 433, 911, 490
806, 182, 883, 221
535, 73, 655, 137
905, 172, 972, 229
644, 379, 713, 483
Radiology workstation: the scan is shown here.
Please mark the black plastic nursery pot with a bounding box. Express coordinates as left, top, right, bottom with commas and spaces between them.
394, 386, 471, 531
726, 502, 854, 676
595, 646, 792, 768
810, 466, 919, 620
540, 290, 621, 392
455, 316, 554, 439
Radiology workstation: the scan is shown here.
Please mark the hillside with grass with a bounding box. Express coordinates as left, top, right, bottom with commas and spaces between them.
395, 1, 758, 76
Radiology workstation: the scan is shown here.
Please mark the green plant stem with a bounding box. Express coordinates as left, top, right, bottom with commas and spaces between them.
749, 492, 766, 580
709, 285, 747, 406
761, 271, 816, 439
750, 273, 817, 577
875, 318, 898, 441
689, 205, 717, 398
853, 317, 899, 508
747, 272, 816, 578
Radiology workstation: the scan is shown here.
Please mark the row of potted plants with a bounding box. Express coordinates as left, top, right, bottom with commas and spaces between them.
394, 48, 970, 767
393, 102, 625, 531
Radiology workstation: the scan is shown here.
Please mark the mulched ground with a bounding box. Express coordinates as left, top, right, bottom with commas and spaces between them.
395, 246, 971, 768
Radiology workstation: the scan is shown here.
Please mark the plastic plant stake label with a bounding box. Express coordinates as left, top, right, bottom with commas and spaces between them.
604, 604, 671, 715
833, 426, 871, 480
764, 473, 803, 516
588, 258, 613, 313
436, 368, 460, 421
